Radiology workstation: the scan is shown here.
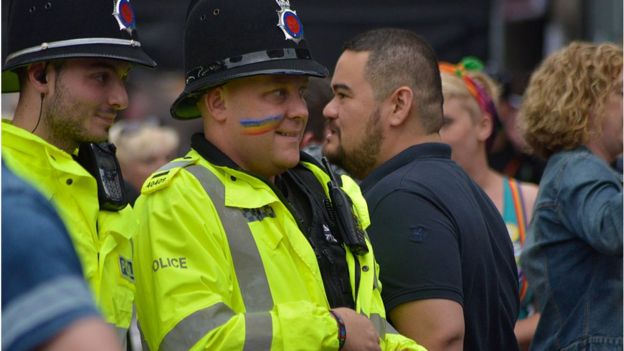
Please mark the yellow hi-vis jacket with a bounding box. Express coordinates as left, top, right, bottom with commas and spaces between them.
2, 121, 137, 340
134, 150, 426, 351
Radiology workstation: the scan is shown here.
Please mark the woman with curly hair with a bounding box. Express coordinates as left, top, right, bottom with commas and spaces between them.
519, 41, 622, 350
439, 58, 540, 350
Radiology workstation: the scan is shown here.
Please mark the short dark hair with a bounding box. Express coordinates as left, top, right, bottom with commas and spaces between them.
343, 28, 443, 133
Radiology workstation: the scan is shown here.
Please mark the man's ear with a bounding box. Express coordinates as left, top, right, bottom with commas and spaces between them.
388, 86, 413, 127
198, 86, 227, 122
26, 62, 49, 95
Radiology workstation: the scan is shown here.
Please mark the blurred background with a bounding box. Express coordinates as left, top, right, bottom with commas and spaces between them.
2, 0, 622, 154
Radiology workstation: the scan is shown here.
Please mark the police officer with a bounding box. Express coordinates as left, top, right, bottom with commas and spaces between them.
2, 0, 156, 348
132, 0, 425, 350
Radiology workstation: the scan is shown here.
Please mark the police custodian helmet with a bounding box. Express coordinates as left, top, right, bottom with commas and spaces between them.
2, 0, 157, 93
171, 0, 329, 120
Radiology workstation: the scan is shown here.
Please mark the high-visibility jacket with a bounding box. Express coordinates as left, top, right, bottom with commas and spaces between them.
2, 121, 137, 340
134, 149, 426, 351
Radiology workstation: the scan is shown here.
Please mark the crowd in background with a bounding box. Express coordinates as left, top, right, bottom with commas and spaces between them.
1, 0, 622, 351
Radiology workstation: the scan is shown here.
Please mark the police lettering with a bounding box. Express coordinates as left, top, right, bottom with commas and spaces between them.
152, 257, 188, 272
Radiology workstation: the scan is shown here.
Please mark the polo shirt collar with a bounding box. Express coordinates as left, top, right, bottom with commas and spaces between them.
360, 142, 451, 192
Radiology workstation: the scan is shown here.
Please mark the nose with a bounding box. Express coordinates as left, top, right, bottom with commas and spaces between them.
285, 93, 309, 122
110, 78, 129, 111
323, 97, 338, 120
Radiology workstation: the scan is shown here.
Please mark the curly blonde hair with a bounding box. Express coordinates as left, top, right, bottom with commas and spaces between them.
519, 41, 623, 158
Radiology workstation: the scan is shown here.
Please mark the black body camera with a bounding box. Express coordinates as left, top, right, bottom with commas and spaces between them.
76, 142, 128, 211
321, 157, 369, 256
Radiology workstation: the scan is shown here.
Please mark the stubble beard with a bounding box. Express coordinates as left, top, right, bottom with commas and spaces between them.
43, 81, 106, 152
327, 107, 384, 180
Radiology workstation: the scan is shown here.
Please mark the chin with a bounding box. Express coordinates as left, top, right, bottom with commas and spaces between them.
279, 155, 300, 170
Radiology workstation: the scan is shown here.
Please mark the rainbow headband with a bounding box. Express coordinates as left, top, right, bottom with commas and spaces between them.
240, 115, 284, 135
439, 57, 501, 148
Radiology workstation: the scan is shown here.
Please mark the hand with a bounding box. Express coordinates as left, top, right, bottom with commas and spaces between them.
331, 307, 381, 351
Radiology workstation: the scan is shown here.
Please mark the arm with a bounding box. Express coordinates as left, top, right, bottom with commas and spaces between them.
366, 190, 465, 350
390, 300, 464, 351
332, 307, 381, 351
42, 318, 122, 351
559, 155, 623, 254
514, 313, 540, 351
2, 165, 120, 351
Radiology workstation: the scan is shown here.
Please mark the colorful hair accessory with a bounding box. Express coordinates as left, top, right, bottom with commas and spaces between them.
240, 115, 283, 135
439, 57, 501, 149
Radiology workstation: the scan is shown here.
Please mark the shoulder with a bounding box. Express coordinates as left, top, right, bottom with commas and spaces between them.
141, 155, 201, 195
548, 148, 619, 187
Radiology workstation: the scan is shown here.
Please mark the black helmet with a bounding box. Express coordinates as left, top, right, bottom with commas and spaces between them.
171, 0, 328, 120
2, 0, 157, 93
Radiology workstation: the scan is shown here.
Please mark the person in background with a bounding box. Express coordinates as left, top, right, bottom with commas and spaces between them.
132, 1, 425, 350
438, 58, 540, 350
109, 120, 180, 205
1, 0, 156, 348
2, 163, 122, 351
301, 76, 349, 177
488, 76, 546, 184
301, 76, 333, 150
323, 27, 519, 351
519, 41, 622, 350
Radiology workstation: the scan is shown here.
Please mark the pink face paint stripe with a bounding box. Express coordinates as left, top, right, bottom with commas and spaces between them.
240, 115, 283, 135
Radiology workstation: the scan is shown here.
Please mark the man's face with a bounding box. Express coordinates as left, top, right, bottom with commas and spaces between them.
43, 58, 130, 150
323, 50, 384, 179
218, 75, 309, 178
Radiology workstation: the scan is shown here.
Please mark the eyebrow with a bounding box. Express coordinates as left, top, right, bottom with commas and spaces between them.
88, 61, 131, 76
332, 83, 352, 93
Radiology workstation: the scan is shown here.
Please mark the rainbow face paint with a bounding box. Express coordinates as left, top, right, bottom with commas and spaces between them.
240, 115, 284, 135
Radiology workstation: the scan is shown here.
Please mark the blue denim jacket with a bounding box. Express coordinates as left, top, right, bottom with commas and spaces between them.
521, 147, 623, 351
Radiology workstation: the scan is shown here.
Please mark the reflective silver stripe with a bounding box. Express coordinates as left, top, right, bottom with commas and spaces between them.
155, 159, 195, 172
116, 327, 128, 350
2, 276, 95, 349
186, 165, 274, 312
154, 165, 272, 349
370, 313, 386, 338
5, 37, 142, 62
138, 321, 151, 351
160, 303, 235, 351
384, 320, 400, 334
243, 312, 273, 351
373, 264, 380, 290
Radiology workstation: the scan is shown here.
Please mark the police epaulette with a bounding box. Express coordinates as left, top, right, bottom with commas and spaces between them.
141, 157, 198, 194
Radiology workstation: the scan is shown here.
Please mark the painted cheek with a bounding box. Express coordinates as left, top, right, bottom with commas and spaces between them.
239, 114, 284, 135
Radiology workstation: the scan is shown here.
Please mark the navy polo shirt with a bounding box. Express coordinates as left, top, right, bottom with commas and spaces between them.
361, 143, 519, 351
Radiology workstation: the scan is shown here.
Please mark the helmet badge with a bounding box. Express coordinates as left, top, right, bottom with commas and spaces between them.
113, 0, 136, 35
275, 0, 304, 44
